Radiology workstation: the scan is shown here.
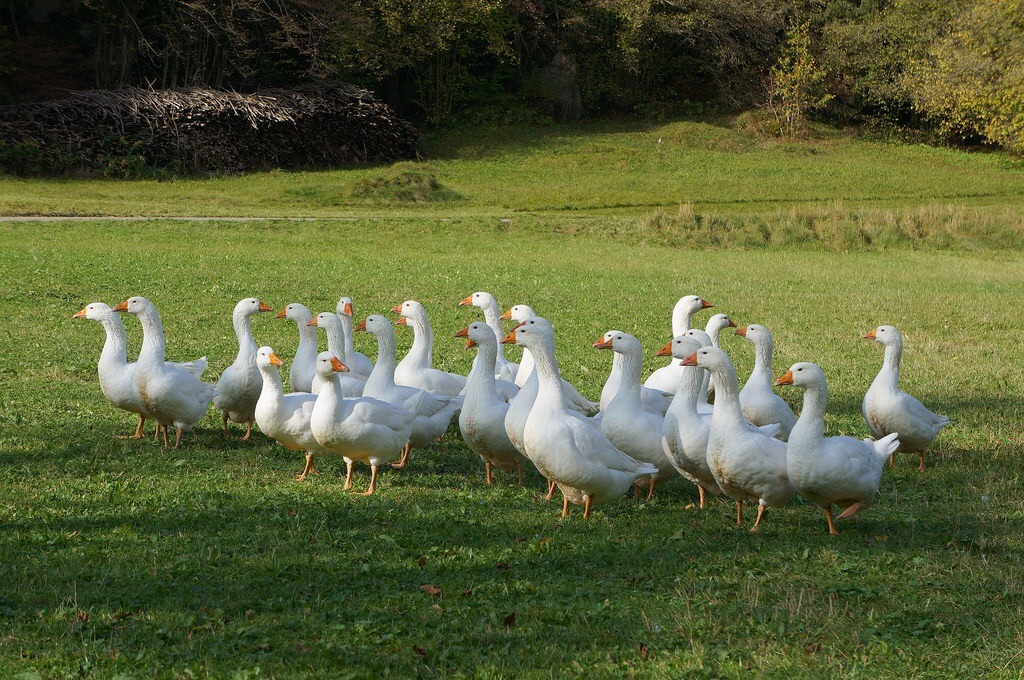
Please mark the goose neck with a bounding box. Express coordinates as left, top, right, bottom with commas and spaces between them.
137, 307, 166, 364
99, 313, 129, 367
233, 311, 257, 355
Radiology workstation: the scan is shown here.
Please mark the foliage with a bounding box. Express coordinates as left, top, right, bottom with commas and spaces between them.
766, 22, 833, 136
904, 0, 1024, 154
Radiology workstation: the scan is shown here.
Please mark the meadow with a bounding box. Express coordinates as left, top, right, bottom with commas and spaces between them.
1, 117, 1024, 678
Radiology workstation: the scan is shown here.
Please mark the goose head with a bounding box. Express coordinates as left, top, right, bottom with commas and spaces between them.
680, 346, 731, 371
593, 330, 640, 356
336, 297, 355, 318
656, 334, 703, 360
255, 346, 285, 370
276, 302, 313, 324
706, 313, 737, 337
314, 351, 349, 379
683, 329, 713, 347
774, 361, 824, 388
235, 297, 273, 318
864, 324, 901, 347
460, 291, 497, 310
455, 322, 494, 350
501, 304, 536, 323
358, 314, 394, 338
675, 295, 713, 316
392, 300, 426, 324
113, 296, 154, 316
308, 312, 342, 330
592, 330, 621, 350
501, 317, 553, 350
73, 301, 114, 321
734, 323, 770, 342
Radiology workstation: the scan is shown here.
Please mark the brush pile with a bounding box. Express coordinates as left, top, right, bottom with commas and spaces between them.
0, 81, 419, 175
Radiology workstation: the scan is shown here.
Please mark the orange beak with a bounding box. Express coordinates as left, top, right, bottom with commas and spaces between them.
306, 318, 319, 327
354, 320, 367, 332
734, 326, 748, 337
390, 304, 403, 314
73, 307, 88, 319
395, 317, 408, 326
269, 353, 284, 366
275, 308, 287, 319
454, 326, 469, 338
863, 328, 877, 340
499, 309, 512, 320
655, 340, 673, 357
501, 323, 524, 344
330, 356, 350, 373
459, 295, 474, 307
342, 301, 354, 317
774, 370, 794, 386
593, 336, 613, 349
726, 319, 737, 328
680, 352, 699, 367
113, 301, 129, 312
701, 299, 714, 309
258, 301, 273, 312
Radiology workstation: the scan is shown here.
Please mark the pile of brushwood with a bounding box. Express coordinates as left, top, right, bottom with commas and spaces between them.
0, 81, 419, 176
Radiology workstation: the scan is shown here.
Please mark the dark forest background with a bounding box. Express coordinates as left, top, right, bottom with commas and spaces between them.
1, 0, 1021, 152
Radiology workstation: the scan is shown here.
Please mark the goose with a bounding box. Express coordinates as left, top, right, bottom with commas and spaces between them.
596, 330, 672, 417
502, 317, 659, 518
460, 291, 519, 382
682, 346, 793, 530
310, 351, 419, 495
391, 300, 467, 397
334, 297, 374, 379
704, 312, 737, 401
213, 297, 273, 440
735, 324, 797, 440
593, 331, 677, 497
656, 334, 724, 508
776, 362, 900, 535
114, 296, 217, 448
455, 322, 529, 485
862, 325, 950, 470
253, 346, 336, 481
73, 302, 205, 439
501, 304, 536, 387
356, 314, 463, 468
644, 295, 713, 393
308, 312, 365, 397
276, 303, 318, 393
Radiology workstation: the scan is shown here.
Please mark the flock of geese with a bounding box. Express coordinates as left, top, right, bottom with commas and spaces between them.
73, 292, 950, 535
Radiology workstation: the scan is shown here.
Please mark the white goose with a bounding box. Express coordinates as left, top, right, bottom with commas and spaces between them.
596, 330, 672, 417
253, 346, 336, 481
704, 312, 737, 401
276, 303, 318, 393
214, 297, 273, 440
862, 325, 950, 470
644, 295, 713, 393
657, 334, 724, 508
501, 304, 536, 387
455, 322, 529, 485
460, 291, 519, 382
357, 314, 463, 468
392, 300, 467, 397
334, 297, 374, 379
115, 296, 217, 448
310, 351, 419, 495
73, 302, 205, 439
735, 324, 797, 440
776, 362, 900, 535
682, 346, 793, 530
503, 317, 659, 519
308, 312, 365, 397
593, 331, 677, 496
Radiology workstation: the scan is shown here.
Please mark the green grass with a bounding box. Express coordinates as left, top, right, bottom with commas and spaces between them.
2, 119, 1024, 677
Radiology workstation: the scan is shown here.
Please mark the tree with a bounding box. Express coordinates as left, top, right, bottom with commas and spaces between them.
766, 21, 832, 135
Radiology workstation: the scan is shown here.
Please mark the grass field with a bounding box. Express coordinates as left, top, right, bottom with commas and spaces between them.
2, 119, 1024, 677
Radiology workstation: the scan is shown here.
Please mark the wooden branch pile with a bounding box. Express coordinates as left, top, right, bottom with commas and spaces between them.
0, 81, 419, 175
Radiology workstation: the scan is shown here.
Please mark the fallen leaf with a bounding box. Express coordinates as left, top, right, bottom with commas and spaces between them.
638, 642, 649, 659
460, 588, 473, 597
75, 611, 89, 623
496, 562, 509, 570
805, 642, 821, 653
420, 584, 442, 597
416, 557, 428, 567
503, 611, 516, 628
413, 645, 427, 656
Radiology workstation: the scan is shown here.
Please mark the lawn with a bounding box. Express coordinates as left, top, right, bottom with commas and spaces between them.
1, 119, 1024, 678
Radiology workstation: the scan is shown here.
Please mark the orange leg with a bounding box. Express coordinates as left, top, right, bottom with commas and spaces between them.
917, 452, 926, 471
888, 452, 895, 467
342, 459, 354, 490
583, 495, 593, 519
750, 503, 766, 532
221, 413, 231, 439
485, 461, 494, 486
516, 463, 524, 487
172, 427, 184, 449
356, 464, 379, 495
561, 495, 570, 518
391, 442, 411, 469
823, 507, 840, 535
117, 415, 146, 440
296, 453, 316, 481
836, 501, 866, 520
160, 424, 170, 448
736, 500, 744, 526
645, 476, 656, 501
241, 420, 253, 442
544, 479, 556, 500
697, 485, 707, 509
